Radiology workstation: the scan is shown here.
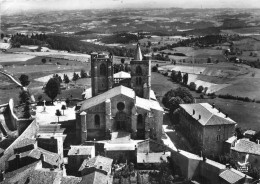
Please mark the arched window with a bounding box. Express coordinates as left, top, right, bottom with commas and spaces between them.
137, 114, 143, 129
100, 63, 107, 76
94, 114, 100, 127
136, 66, 142, 75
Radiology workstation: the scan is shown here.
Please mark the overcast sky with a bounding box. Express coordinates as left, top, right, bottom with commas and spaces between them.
1, 0, 260, 14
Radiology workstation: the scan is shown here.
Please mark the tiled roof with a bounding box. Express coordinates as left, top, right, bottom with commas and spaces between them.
179, 103, 236, 126
137, 139, 172, 153
135, 96, 164, 112
113, 71, 131, 79
60, 176, 82, 184
78, 156, 113, 174
231, 138, 260, 156
137, 152, 171, 163
79, 85, 135, 111
219, 169, 245, 184
244, 130, 256, 136
68, 145, 94, 156
13, 138, 36, 150
80, 171, 110, 184
8, 147, 61, 166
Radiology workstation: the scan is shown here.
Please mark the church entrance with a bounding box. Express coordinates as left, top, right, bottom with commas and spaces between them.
115, 111, 128, 131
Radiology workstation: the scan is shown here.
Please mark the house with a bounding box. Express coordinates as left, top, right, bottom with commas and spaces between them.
78, 156, 113, 184
178, 103, 236, 156
244, 130, 256, 139
231, 138, 260, 169
78, 155, 113, 176
219, 168, 252, 184
67, 145, 95, 174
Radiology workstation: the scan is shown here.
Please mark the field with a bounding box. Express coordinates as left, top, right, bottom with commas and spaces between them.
0, 53, 36, 63
151, 71, 260, 131
232, 38, 260, 51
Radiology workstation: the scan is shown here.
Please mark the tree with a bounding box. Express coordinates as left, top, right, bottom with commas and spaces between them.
189, 82, 196, 91
72, 72, 79, 83
55, 109, 62, 123
19, 90, 31, 104
121, 58, 125, 64
197, 85, 204, 93
183, 73, 189, 85
41, 58, 46, 64
19, 74, 30, 87
63, 74, 70, 87
61, 105, 66, 115
152, 65, 158, 72
235, 127, 244, 140
176, 71, 182, 83
171, 70, 177, 82
162, 87, 194, 113
207, 57, 212, 63
44, 77, 61, 104
80, 69, 88, 78
23, 102, 31, 119
1, 33, 4, 39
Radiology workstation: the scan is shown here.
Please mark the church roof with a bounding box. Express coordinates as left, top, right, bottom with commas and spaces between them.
113, 71, 131, 79
79, 85, 135, 111
134, 43, 143, 61
135, 96, 164, 112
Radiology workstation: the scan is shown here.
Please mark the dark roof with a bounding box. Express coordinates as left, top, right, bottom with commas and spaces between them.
219, 169, 245, 184
79, 171, 110, 184
231, 139, 260, 156
8, 147, 61, 166
38, 125, 65, 134
78, 156, 113, 174
179, 103, 236, 126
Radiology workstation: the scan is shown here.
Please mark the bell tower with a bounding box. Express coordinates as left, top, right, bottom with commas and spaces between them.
130, 43, 151, 99
91, 52, 113, 97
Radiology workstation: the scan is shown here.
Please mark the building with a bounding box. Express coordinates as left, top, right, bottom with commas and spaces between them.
75, 43, 164, 143
231, 138, 260, 169
179, 103, 236, 156
67, 145, 95, 175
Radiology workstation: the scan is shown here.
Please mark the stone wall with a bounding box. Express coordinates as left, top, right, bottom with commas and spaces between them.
0, 119, 38, 170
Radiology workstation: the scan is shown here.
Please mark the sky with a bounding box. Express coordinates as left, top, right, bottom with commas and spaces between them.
1, 0, 260, 14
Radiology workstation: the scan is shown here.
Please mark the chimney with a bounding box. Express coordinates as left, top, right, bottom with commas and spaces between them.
193, 109, 195, 115
40, 153, 44, 163
226, 163, 231, 169
163, 150, 165, 155
62, 163, 67, 177
198, 115, 201, 120
257, 139, 260, 144
218, 108, 221, 113
225, 114, 228, 118
212, 103, 215, 109
0, 170, 4, 182
99, 166, 103, 170
203, 156, 206, 162
16, 154, 21, 169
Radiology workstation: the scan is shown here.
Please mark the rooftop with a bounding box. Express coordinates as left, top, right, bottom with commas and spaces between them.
219, 169, 250, 184
80, 171, 110, 184
13, 138, 36, 150
179, 103, 236, 126
231, 138, 260, 156
78, 155, 113, 174
134, 43, 143, 61
68, 145, 94, 156
113, 71, 131, 79
79, 85, 135, 111
135, 96, 164, 112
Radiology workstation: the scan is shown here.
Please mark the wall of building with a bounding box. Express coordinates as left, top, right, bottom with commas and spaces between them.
0, 119, 38, 170
203, 125, 235, 156
231, 150, 260, 169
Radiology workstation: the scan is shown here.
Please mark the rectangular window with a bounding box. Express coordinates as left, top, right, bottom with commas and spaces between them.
217, 135, 220, 141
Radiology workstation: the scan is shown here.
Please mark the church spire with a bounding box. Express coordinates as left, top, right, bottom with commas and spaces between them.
134, 43, 143, 61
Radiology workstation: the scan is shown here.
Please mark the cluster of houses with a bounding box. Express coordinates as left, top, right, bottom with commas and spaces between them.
0, 44, 259, 184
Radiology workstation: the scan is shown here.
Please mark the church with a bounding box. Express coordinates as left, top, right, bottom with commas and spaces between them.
75, 43, 164, 144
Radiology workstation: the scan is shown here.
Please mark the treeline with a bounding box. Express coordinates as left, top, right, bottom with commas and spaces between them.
100, 33, 138, 44
10, 34, 149, 57
157, 35, 229, 51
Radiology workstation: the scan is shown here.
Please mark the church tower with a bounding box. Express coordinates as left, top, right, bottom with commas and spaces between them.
91, 52, 113, 97
130, 43, 151, 99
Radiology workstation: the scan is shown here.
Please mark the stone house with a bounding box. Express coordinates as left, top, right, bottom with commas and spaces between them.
179, 103, 236, 156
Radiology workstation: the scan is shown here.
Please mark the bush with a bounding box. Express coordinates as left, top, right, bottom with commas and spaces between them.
200, 94, 204, 99
196, 86, 204, 93
189, 82, 196, 91
152, 66, 158, 72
